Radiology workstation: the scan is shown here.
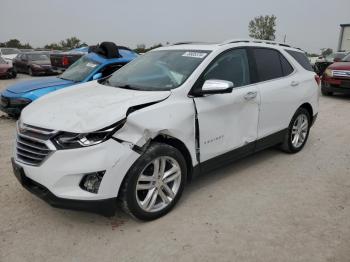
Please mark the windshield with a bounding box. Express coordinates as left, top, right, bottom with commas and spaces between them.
105, 50, 210, 91
28, 53, 49, 61
342, 54, 350, 62
60, 56, 100, 82
1, 48, 20, 55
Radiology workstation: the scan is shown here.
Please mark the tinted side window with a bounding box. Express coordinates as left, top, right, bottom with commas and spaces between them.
253, 48, 283, 81
280, 54, 294, 76
285, 50, 313, 71
203, 49, 250, 88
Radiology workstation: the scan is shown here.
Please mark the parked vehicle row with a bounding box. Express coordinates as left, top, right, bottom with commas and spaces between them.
0, 42, 138, 117
8, 39, 319, 220
321, 53, 350, 95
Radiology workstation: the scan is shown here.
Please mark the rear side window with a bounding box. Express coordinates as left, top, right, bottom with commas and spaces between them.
253, 48, 283, 81
280, 54, 294, 76
285, 50, 313, 71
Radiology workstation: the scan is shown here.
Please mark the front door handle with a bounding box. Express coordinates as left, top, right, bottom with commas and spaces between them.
291, 81, 299, 87
244, 91, 257, 100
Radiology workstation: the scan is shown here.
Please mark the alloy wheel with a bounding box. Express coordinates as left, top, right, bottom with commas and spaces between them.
291, 114, 309, 148
136, 156, 182, 213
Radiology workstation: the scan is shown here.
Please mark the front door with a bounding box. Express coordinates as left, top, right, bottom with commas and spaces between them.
193, 48, 260, 163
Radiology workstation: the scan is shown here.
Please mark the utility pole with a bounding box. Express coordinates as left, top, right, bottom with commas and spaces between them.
283, 34, 287, 43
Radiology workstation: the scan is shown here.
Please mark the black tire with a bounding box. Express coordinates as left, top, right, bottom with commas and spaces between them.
97, 42, 119, 59
119, 142, 187, 221
321, 88, 333, 96
28, 67, 34, 76
11, 68, 17, 78
280, 108, 311, 154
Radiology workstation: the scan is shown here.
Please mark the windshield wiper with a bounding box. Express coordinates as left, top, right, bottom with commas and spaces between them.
58, 76, 78, 82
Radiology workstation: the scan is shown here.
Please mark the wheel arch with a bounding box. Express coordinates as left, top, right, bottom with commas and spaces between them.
299, 102, 314, 123
152, 134, 194, 182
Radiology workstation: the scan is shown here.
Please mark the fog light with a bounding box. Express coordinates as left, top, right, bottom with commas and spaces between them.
80, 171, 105, 193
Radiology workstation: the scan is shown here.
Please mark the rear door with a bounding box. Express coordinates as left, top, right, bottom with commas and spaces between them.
251, 48, 297, 140
193, 48, 260, 163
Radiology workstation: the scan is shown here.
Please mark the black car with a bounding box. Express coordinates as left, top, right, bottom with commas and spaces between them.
13, 52, 57, 76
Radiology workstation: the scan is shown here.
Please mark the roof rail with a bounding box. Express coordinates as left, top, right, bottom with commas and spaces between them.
172, 41, 211, 46
220, 38, 291, 48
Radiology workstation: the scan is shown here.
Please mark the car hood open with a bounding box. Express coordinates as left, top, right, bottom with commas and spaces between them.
21, 81, 171, 133
6, 77, 75, 94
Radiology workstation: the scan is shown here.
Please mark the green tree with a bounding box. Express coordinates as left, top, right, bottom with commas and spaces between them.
248, 15, 277, 40
4, 39, 32, 49
59, 37, 81, 49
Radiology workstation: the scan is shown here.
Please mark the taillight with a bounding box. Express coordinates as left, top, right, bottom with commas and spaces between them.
314, 75, 320, 86
62, 56, 69, 66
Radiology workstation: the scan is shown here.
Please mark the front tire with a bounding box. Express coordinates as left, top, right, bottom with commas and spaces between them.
28, 67, 34, 76
119, 143, 187, 221
281, 108, 311, 154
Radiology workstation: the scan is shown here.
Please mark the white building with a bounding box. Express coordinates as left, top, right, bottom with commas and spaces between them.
338, 24, 350, 52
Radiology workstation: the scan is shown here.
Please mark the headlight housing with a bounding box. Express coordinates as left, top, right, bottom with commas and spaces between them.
324, 69, 333, 77
53, 119, 125, 149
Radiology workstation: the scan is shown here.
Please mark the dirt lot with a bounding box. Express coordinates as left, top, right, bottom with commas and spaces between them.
0, 75, 350, 262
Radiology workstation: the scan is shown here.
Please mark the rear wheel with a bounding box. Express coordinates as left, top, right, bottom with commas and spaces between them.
11, 68, 17, 78
281, 108, 311, 154
119, 143, 187, 221
321, 88, 333, 96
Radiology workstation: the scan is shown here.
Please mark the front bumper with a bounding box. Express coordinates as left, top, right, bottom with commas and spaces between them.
0, 95, 31, 116
12, 138, 140, 215
322, 78, 350, 94
12, 158, 116, 216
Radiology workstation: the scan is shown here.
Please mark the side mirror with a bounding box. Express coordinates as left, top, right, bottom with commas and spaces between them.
201, 79, 234, 95
92, 72, 102, 80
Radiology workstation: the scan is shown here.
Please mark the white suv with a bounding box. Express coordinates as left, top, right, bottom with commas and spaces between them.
12, 39, 319, 220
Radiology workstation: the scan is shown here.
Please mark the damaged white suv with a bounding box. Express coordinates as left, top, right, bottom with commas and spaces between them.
12, 39, 319, 220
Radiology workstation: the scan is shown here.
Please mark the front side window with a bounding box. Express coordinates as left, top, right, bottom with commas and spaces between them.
60, 56, 100, 82
105, 50, 210, 91
203, 48, 251, 88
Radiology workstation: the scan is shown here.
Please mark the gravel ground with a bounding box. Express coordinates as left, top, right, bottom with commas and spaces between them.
0, 75, 350, 262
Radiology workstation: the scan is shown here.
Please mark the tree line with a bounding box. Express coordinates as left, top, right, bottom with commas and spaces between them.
0, 17, 331, 56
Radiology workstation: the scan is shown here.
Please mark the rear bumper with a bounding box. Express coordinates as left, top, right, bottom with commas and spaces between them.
12, 157, 117, 216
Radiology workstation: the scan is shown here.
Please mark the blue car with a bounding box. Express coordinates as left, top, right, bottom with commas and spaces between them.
0, 46, 138, 117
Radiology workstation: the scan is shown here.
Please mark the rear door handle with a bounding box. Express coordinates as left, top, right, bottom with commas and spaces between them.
291, 81, 299, 87
244, 91, 257, 100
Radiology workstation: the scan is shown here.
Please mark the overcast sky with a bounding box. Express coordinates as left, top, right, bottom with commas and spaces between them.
1, 0, 349, 53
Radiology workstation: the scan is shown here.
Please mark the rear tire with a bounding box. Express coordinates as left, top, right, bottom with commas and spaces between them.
11, 68, 17, 78
321, 88, 333, 96
281, 108, 311, 154
119, 142, 187, 221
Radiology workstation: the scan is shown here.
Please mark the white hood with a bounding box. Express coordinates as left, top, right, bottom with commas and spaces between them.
21, 81, 171, 133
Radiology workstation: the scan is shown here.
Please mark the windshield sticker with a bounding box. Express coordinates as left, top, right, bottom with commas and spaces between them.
86, 62, 97, 68
182, 52, 207, 59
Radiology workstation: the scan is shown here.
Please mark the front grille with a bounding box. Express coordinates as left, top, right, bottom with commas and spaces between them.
16, 123, 56, 166
333, 70, 350, 78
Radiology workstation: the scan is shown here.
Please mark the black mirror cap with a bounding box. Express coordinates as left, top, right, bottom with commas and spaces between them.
191, 87, 233, 97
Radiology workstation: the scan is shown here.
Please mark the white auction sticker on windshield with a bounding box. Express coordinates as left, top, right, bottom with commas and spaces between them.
86, 62, 97, 68
182, 52, 207, 59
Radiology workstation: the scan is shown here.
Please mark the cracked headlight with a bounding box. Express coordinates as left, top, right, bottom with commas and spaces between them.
53, 119, 125, 149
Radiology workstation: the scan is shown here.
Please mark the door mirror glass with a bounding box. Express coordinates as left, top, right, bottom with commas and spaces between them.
201, 79, 234, 94
92, 72, 102, 80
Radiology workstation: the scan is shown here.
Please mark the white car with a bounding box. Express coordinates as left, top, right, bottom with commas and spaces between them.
12, 39, 319, 220
0, 48, 21, 62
